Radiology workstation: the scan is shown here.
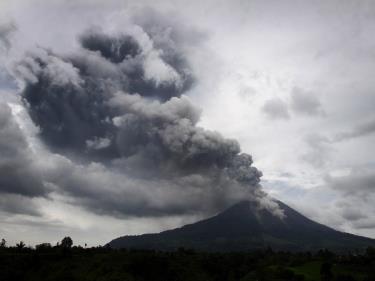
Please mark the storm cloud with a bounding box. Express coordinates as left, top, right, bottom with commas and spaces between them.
0, 103, 45, 197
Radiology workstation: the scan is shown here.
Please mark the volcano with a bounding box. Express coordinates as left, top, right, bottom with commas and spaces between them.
108, 200, 375, 252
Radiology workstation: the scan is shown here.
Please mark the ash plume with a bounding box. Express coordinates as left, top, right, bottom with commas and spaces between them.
10, 9, 281, 218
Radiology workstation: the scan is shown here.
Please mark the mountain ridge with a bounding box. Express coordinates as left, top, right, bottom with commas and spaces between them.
108, 200, 375, 252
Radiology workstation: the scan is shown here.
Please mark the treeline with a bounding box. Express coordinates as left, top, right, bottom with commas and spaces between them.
1, 237, 375, 281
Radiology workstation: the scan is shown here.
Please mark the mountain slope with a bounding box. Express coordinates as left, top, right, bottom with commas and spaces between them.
108, 200, 375, 252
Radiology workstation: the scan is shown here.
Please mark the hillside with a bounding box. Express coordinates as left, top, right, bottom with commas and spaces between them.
108, 200, 375, 252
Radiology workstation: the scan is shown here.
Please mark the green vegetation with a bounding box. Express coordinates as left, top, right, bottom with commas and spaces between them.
0, 237, 374, 281
289, 261, 323, 281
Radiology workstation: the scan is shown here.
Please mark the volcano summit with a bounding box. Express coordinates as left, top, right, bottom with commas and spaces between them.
108, 200, 375, 252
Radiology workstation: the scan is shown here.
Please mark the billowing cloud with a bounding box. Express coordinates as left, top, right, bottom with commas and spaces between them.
6, 9, 277, 220
14, 12, 194, 160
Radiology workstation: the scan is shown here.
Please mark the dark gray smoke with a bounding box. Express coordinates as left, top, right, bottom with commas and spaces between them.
16, 22, 194, 160
11, 10, 278, 218
80, 31, 141, 63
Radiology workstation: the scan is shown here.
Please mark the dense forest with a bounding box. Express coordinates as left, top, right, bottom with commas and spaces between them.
1, 237, 375, 281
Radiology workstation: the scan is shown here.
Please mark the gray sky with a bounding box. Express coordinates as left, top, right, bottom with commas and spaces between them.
0, 0, 375, 246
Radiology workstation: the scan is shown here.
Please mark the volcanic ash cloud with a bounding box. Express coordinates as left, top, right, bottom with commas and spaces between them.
10, 10, 282, 218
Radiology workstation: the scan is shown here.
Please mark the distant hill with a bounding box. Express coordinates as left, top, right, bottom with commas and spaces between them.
108, 200, 375, 252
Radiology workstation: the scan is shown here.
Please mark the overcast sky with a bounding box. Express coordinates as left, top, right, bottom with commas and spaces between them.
1, 0, 375, 246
